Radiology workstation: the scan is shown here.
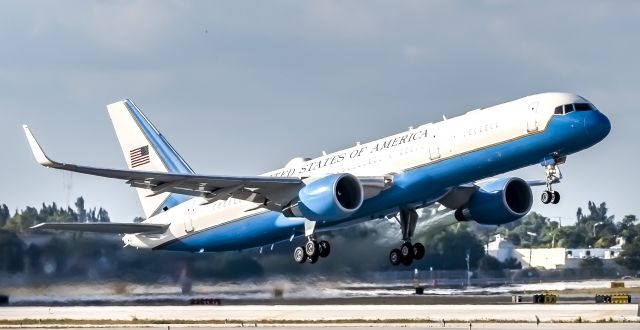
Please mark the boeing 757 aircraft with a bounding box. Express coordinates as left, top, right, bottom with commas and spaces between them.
23, 92, 610, 266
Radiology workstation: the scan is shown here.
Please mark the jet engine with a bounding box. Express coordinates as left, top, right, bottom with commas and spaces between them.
454, 177, 532, 225
283, 173, 363, 222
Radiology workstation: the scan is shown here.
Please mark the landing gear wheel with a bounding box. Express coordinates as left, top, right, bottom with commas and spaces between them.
400, 242, 414, 260
293, 246, 307, 264
552, 191, 560, 204
305, 240, 318, 257
389, 249, 402, 266
308, 253, 319, 264
541, 190, 552, 204
413, 242, 425, 260
319, 240, 331, 258
401, 256, 413, 266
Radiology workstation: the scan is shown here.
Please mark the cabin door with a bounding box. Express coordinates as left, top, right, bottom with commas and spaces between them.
183, 201, 195, 233
527, 102, 539, 132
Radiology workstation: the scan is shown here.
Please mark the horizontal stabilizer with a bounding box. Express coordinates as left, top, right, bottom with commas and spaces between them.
30, 222, 168, 234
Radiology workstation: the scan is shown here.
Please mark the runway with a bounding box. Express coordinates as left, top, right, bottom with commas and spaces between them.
0, 304, 638, 324
4, 326, 640, 330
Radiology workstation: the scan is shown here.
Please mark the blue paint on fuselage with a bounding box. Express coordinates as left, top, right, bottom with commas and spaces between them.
159, 110, 610, 252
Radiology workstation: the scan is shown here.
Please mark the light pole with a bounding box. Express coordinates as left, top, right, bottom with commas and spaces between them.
526, 232, 537, 268
593, 221, 604, 237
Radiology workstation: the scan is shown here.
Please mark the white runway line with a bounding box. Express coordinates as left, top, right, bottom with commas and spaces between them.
0, 304, 638, 323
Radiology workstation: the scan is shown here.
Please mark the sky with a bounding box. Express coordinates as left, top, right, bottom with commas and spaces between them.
0, 1, 638, 225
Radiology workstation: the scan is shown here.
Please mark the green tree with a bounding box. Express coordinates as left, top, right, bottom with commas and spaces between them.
0, 229, 25, 273
421, 223, 485, 270
616, 239, 640, 271
618, 215, 639, 244
97, 208, 110, 223
0, 204, 9, 228
502, 257, 522, 269
75, 197, 86, 222
478, 255, 503, 271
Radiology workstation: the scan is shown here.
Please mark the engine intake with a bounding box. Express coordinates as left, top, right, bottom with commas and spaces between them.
283, 173, 363, 222
455, 177, 532, 225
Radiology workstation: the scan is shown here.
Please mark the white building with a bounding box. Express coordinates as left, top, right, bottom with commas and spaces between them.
486, 234, 625, 270
486, 234, 516, 262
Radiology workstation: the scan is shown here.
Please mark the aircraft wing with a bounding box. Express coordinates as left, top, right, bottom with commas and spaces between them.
23, 125, 305, 207
31, 222, 168, 234
23, 126, 390, 208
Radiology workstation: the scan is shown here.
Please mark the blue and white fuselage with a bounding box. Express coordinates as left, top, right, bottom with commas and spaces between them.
24, 92, 610, 265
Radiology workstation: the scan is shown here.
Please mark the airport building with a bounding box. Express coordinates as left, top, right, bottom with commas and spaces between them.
486, 234, 624, 270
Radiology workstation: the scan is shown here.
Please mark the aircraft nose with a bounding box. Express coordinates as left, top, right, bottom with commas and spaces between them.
584, 110, 611, 141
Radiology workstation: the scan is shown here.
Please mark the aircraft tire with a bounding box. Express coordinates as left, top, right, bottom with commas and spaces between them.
413, 242, 425, 260
305, 240, 319, 257
319, 240, 331, 258
389, 249, 402, 266
541, 191, 552, 204
401, 255, 413, 266
294, 246, 307, 264
400, 242, 414, 260
309, 253, 319, 264
552, 191, 560, 204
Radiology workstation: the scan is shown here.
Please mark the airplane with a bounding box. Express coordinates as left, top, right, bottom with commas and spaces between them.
23, 92, 611, 266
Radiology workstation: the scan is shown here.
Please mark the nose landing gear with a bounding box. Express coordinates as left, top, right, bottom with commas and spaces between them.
389, 208, 425, 266
541, 159, 563, 205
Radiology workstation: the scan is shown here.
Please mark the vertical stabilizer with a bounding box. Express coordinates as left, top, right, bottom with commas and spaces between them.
107, 99, 192, 218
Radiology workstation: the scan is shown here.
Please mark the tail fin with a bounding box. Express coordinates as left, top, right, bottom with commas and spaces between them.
107, 99, 192, 218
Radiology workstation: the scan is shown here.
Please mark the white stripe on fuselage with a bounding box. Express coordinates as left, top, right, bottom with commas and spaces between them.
125, 92, 587, 250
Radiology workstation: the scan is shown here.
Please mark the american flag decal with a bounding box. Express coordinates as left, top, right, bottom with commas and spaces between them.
130, 145, 150, 168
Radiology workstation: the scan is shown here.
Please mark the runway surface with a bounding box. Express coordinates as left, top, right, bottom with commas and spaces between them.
0, 304, 638, 323
4, 325, 640, 330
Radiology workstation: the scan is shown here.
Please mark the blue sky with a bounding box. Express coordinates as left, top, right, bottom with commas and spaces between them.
1, 1, 638, 224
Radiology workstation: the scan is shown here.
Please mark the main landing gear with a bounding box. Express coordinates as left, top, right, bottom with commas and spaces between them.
293, 219, 331, 264
293, 236, 331, 264
541, 161, 563, 205
389, 208, 425, 266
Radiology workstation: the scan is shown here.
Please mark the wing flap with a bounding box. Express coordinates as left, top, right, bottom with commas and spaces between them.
31, 222, 168, 234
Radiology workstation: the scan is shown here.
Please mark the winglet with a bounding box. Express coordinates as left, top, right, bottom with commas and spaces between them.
22, 125, 56, 167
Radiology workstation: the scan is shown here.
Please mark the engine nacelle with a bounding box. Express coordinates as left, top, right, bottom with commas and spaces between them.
283, 173, 364, 222
454, 177, 532, 225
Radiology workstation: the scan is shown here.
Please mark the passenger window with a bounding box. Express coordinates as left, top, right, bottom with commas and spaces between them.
554, 106, 563, 115
564, 104, 575, 114
574, 103, 593, 111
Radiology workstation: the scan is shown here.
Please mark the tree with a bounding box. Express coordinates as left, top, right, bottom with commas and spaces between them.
616, 239, 640, 271
0, 204, 9, 228
97, 208, 110, 223
420, 224, 485, 270
0, 229, 25, 273
478, 255, 503, 272
502, 257, 522, 269
618, 215, 639, 244
75, 197, 86, 222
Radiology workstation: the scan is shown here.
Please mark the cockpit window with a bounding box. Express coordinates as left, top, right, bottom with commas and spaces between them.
553, 102, 597, 115
554, 106, 563, 115
575, 103, 596, 111
564, 104, 575, 114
